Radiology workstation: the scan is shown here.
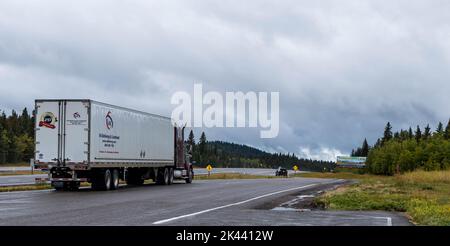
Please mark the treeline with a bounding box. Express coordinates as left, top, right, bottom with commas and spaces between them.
187, 131, 335, 172
0, 108, 35, 164
0, 107, 336, 171
352, 120, 450, 175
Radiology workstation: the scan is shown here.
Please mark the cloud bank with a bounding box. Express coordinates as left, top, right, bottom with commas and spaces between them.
1, 0, 450, 161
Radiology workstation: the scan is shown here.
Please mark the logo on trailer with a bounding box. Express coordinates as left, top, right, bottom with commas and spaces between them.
39, 112, 57, 129
106, 111, 114, 130
73, 112, 81, 119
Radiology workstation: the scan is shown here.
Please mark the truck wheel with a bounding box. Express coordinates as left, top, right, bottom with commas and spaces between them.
168, 168, 174, 185
92, 169, 111, 191
163, 167, 169, 185
185, 169, 193, 184
103, 169, 112, 190
156, 167, 169, 185
110, 169, 120, 190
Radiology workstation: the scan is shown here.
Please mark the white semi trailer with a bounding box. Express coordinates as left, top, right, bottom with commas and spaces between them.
34, 99, 194, 191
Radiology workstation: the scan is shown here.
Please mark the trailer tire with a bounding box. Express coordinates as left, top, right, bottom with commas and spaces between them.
92, 169, 112, 191
156, 167, 169, 185
168, 168, 174, 185
110, 169, 120, 190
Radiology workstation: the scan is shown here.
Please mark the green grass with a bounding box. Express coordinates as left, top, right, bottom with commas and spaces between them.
300, 170, 450, 226
195, 173, 277, 180
0, 182, 92, 193
0, 184, 52, 192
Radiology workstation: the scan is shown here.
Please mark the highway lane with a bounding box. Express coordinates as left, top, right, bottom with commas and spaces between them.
0, 168, 305, 186
0, 178, 410, 226
194, 168, 304, 176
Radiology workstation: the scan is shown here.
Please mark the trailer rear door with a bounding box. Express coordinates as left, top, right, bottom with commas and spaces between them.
64, 101, 89, 164
35, 101, 61, 164
35, 100, 89, 165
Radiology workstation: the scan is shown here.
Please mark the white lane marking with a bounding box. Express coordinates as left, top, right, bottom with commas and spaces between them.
374, 216, 393, 226
386, 217, 392, 226
153, 183, 319, 225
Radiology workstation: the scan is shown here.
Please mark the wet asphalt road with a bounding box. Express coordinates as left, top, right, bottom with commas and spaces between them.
0, 168, 305, 186
0, 178, 410, 226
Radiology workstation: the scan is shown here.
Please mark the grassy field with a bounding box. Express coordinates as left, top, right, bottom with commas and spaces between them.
0, 182, 93, 192
195, 173, 276, 180
299, 170, 450, 226
0, 184, 52, 192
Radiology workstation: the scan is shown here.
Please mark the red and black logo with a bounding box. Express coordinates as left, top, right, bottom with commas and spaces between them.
106, 111, 114, 130
39, 112, 57, 129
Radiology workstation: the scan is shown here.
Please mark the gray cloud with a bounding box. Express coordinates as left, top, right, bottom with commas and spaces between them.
1, 0, 450, 160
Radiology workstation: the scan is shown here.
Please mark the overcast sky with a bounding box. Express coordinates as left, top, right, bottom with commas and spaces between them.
1, 0, 450, 161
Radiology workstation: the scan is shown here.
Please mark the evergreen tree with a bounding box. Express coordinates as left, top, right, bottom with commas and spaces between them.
187, 130, 196, 147
361, 138, 369, 157
436, 122, 444, 135
400, 129, 409, 141
19, 108, 31, 135
445, 119, 450, 140
0, 129, 9, 163
7, 110, 19, 136
382, 122, 393, 144
199, 132, 207, 155
394, 132, 400, 140
423, 124, 431, 140
408, 127, 414, 139
415, 125, 422, 143
374, 138, 382, 148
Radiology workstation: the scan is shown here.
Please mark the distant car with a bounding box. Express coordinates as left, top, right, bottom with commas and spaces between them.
275, 167, 288, 177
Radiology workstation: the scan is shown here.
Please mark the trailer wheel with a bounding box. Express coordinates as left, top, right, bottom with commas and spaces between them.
168, 168, 174, 185
156, 167, 169, 185
92, 169, 111, 191
163, 168, 170, 185
110, 169, 120, 190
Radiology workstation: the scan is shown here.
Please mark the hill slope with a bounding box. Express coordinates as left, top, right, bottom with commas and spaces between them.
193, 141, 336, 172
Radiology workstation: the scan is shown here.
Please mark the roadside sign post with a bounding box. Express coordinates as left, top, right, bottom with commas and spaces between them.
293, 165, 299, 174
30, 158, 34, 175
206, 165, 213, 177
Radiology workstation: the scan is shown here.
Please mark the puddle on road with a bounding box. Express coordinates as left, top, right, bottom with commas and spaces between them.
271, 207, 311, 212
